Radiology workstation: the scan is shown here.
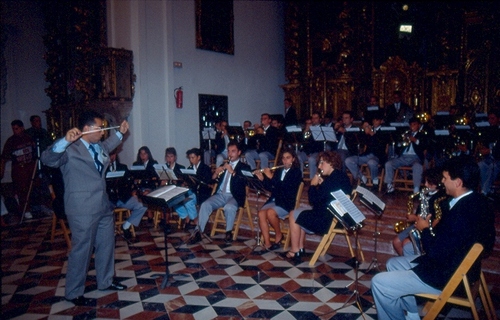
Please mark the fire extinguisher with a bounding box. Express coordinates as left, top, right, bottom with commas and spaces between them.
174, 87, 183, 109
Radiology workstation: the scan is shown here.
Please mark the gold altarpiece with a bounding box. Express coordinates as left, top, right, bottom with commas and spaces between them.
281, 1, 499, 123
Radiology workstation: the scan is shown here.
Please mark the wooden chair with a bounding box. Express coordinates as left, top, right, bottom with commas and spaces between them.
49, 185, 71, 249
264, 181, 304, 250
358, 164, 385, 192
255, 139, 283, 169
393, 166, 415, 192
415, 243, 497, 320
114, 207, 136, 238
210, 187, 254, 241
309, 216, 364, 266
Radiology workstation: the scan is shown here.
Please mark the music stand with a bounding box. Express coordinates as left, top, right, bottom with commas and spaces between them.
310, 126, 337, 151
238, 170, 270, 263
142, 185, 190, 288
355, 185, 385, 274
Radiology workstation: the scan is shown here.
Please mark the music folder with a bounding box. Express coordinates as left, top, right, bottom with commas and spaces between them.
355, 185, 385, 216
143, 185, 189, 208
327, 190, 366, 230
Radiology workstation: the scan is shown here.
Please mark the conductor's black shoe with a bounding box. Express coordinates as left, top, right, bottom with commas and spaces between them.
103, 281, 127, 291
189, 230, 202, 244
66, 296, 88, 306
225, 231, 233, 243
121, 225, 132, 239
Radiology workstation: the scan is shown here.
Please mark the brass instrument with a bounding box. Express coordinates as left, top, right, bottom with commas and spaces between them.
257, 165, 285, 173
246, 128, 255, 137
303, 129, 311, 140
394, 188, 429, 233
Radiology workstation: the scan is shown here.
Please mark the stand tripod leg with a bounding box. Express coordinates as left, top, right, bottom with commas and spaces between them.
364, 215, 381, 273
334, 229, 366, 319
239, 217, 265, 263
19, 160, 39, 225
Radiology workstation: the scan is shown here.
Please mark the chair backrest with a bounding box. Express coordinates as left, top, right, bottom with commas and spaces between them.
275, 139, 283, 161
420, 243, 484, 319
294, 182, 304, 209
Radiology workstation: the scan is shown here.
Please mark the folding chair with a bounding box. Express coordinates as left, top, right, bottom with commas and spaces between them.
415, 243, 497, 320
309, 216, 364, 266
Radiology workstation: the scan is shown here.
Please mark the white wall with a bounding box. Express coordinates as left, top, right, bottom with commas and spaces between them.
1, 0, 51, 181
107, 0, 285, 167
1, 0, 285, 172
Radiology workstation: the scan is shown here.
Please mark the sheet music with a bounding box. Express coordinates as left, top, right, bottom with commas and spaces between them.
105, 171, 126, 178
241, 170, 254, 178
434, 129, 450, 136
454, 125, 471, 130
390, 122, 408, 127
345, 127, 361, 132
286, 125, 302, 133
330, 190, 365, 225
147, 185, 189, 201
180, 168, 196, 175
475, 121, 490, 127
322, 126, 337, 142
310, 126, 324, 141
379, 126, 396, 131
130, 165, 146, 171
355, 185, 385, 212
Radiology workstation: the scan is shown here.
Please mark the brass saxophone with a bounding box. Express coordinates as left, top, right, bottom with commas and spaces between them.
409, 193, 447, 255
393, 189, 424, 233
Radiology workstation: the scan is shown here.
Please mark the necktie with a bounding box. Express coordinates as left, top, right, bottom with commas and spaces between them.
111, 162, 115, 172
89, 144, 103, 174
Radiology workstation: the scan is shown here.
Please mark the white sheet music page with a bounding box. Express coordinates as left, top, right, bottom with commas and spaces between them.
148, 185, 189, 201
330, 190, 365, 224
355, 185, 385, 211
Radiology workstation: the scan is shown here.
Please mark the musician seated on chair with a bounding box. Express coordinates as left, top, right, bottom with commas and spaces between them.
296, 111, 325, 179
345, 111, 389, 191
384, 117, 429, 195
371, 157, 495, 320
477, 109, 500, 198
284, 151, 352, 263
132, 146, 159, 194
244, 113, 280, 170
254, 148, 302, 251
392, 167, 448, 257
164, 147, 185, 186
190, 140, 250, 244
107, 150, 147, 240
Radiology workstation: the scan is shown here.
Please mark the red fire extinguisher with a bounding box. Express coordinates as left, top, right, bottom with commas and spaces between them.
174, 87, 183, 109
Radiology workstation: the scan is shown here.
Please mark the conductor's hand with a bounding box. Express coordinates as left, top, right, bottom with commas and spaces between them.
119, 120, 129, 135
65, 128, 83, 143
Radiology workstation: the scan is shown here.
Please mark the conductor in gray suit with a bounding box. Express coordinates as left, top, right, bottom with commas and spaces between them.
41, 110, 129, 306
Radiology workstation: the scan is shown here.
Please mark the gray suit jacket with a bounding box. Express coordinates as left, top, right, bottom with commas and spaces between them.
41, 134, 122, 216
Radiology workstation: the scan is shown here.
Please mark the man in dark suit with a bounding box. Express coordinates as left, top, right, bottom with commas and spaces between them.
334, 110, 361, 172
185, 147, 213, 205
283, 98, 298, 127
107, 150, 147, 239
371, 157, 495, 319
190, 141, 250, 244
384, 117, 429, 194
244, 113, 280, 170
164, 147, 185, 183
41, 110, 129, 306
385, 90, 414, 124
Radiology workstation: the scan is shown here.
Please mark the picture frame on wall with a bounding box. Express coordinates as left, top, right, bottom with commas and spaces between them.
195, 0, 234, 55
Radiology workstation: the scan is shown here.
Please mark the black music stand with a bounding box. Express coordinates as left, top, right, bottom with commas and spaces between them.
238, 172, 270, 263
142, 187, 190, 289
334, 225, 366, 319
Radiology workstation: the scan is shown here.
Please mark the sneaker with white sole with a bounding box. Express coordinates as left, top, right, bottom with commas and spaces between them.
24, 212, 33, 219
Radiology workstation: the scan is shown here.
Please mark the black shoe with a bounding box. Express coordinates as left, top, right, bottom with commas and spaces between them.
269, 242, 281, 251
280, 251, 301, 263
189, 230, 202, 244
66, 296, 88, 306
371, 184, 379, 191
102, 281, 127, 291
225, 231, 233, 243
299, 248, 305, 254
121, 225, 132, 239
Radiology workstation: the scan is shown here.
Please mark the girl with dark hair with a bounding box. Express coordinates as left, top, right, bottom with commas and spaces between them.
254, 148, 303, 251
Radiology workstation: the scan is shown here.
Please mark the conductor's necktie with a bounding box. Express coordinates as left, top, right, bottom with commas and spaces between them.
89, 144, 104, 174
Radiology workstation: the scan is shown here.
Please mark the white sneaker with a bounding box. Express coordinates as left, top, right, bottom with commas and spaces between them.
24, 212, 33, 219
360, 175, 368, 184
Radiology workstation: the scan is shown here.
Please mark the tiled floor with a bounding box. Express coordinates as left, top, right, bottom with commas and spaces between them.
1, 191, 499, 319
